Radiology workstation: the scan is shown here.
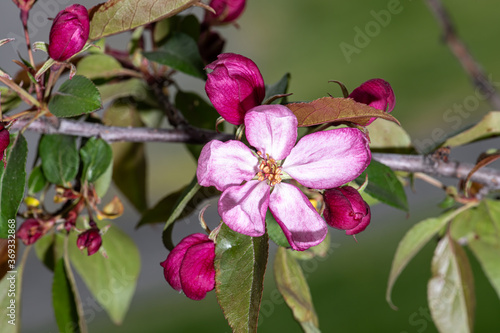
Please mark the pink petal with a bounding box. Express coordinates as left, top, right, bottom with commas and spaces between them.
180, 241, 216, 300
244, 105, 298, 161
269, 183, 327, 251
197, 140, 258, 191
218, 180, 269, 237
160, 233, 209, 292
349, 78, 395, 125
282, 128, 371, 189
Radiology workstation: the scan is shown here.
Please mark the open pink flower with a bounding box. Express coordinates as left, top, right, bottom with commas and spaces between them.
197, 105, 371, 250
160, 233, 215, 300
349, 78, 395, 125
205, 53, 265, 125
323, 186, 371, 235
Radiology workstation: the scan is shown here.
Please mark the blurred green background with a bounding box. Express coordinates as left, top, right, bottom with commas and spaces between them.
12, 0, 500, 332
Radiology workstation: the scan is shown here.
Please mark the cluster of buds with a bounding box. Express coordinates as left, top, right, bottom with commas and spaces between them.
17, 218, 54, 245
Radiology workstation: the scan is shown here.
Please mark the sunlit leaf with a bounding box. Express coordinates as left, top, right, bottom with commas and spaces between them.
451, 200, 500, 300
386, 204, 475, 308
0, 134, 27, 238
89, 0, 201, 40
76, 54, 126, 80
428, 234, 475, 333
287, 97, 400, 127
98, 79, 155, 105
274, 247, 319, 332
368, 119, 413, 152
215, 223, 268, 333
441, 111, 500, 147
48, 76, 102, 117
68, 220, 140, 325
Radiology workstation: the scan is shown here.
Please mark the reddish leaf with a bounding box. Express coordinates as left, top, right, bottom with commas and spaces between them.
287, 97, 400, 127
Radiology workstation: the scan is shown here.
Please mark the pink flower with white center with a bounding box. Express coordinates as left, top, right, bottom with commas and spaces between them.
349, 78, 395, 125
197, 105, 371, 250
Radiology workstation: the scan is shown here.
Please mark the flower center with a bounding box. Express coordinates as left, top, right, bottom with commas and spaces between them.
256, 151, 282, 186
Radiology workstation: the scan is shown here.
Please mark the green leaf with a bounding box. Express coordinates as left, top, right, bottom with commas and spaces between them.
290, 233, 331, 261
52, 258, 81, 333
144, 32, 206, 79
264, 73, 291, 104
265, 210, 290, 248
138, 178, 219, 229
215, 223, 268, 333
386, 204, 475, 308
450, 200, 500, 300
35, 232, 64, 271
80, 137, 113, 183
39, 135, 79, 186
0, 134, 27, 238
76, 54, 124, 80
274, 247, 320, 332
428, 234, 475, 333
98, 79, 155, 105
0, 249, 25, 332
287, 97, 400, 127
368, 119, 413, 152
27, 165, 47, 195
442, 111, 500, 148
48, 75, 102, 117
68, 220, 140, 325
89, 0, 201, 40
356, 159, 408, 212
93, 160, 113, 199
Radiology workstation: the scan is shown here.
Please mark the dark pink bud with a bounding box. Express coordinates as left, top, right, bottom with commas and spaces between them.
48, 4, 89, 61
160, 233, 215, 300
204, 0, 246, 26
349, 78, 395, 125
16, 218, 45, 245
323, 186, 371, 235
77, 228, 102, 256
0, 125, 9, 166
205, 53, 265, 125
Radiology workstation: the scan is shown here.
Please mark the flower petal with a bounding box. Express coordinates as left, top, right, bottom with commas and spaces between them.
244, 105, 298, 161
282, 128, 371, 189
197, 140, 258, 191
180, 241, 216, 300
160, 233, 209, 292
269, 183, 327, 251
349, 78, 395, 125
218, 180, 269, 237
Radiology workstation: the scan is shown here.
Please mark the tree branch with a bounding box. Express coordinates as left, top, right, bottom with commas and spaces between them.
425, 0, 500, 109
11, 117, 500, 190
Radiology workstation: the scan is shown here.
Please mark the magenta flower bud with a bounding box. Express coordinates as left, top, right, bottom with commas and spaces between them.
48, 4, 89, 61
323, 186, 371, 235
205, 53, 265, 125
77, 228, 102, 256
349, 78, 395, 125
16, 218, 45, 245
204, 0, 246, 26
0, 124, 9, 166
160, 233, 215, 300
